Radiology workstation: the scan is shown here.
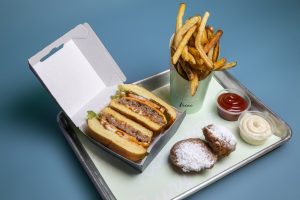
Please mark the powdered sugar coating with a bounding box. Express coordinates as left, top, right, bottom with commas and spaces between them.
174, 140, 216, 172
206, 124, 236, 150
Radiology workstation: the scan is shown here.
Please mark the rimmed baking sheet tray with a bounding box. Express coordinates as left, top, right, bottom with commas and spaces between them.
57, 70, 291, 200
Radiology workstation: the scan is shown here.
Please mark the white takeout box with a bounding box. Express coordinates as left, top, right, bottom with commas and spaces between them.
28, 23, 185, 171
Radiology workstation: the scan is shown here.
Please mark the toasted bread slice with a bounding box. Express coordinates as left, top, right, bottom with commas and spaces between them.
87, 117, 147, 161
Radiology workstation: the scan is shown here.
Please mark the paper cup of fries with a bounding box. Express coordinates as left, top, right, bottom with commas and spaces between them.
170, 33, 212, 114
169, 3, 237, 114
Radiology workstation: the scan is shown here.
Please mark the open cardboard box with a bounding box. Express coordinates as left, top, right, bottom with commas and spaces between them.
28, 23, 185, 171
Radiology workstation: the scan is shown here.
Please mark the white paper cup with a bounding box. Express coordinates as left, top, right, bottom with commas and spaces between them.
169, 34, 212, 114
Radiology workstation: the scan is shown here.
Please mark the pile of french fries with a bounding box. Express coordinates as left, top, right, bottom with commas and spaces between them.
171, 3, 237, 96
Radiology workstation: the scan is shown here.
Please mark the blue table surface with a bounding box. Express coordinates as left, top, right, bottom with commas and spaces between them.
1, 0, 299, 199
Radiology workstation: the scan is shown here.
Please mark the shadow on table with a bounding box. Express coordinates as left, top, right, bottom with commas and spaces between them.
2, 85, 60, 134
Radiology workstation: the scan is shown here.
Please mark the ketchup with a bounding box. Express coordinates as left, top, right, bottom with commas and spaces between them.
217, 92, 248, 121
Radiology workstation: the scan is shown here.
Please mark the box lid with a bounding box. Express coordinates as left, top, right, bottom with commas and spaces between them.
28, 23, 126, 127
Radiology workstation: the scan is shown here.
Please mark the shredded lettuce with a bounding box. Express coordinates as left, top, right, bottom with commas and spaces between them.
110, 87, 126, 100
87, 111, 98, 119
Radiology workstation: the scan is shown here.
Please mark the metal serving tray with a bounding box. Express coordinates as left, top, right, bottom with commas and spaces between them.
57, 70, 291, 200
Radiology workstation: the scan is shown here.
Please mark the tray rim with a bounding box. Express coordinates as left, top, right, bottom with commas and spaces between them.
57, 69, 292, 200
58, 114, 116, 200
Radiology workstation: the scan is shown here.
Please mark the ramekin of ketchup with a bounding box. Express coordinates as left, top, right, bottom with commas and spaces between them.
216, 89, 251, 121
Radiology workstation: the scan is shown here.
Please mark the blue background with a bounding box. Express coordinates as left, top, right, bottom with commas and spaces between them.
0, 0, 299, 199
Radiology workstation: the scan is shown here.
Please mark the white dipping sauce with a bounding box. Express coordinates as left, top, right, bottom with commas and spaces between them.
239, 112, 272, 145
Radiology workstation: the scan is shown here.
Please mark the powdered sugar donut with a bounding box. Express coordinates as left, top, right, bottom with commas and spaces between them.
203, 124, 236, 157
170, 138, 217, 172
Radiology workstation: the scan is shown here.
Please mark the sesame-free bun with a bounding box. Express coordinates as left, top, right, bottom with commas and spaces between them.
87, 117, 147, 161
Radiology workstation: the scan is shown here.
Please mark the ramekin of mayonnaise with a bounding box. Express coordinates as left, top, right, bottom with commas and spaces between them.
238, 111, 274, 145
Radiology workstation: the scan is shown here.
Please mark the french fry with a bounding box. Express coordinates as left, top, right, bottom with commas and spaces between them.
191, 25, 208, 47
204, 30, 223, 53
188, 47, 204, 66
170, 46, 176, 56
218, 61, 237, 70
190, 71, 199, 96
213, 57, 227, 69
173, 16, 200, 48
179, 59, 195, 80
208, 46, 214, 60
172, 25, 197, 64
201, 28, 208, 45
194, 12, 213, 69
195, 43, 213, 69
176, 62, 188, 79
212, 42, 219, 62
188, 47, 199, 57
205, 26, 216, 66
172, 46, 186, 79
176, 3, 186, 31
204, 47, 214, 74
193, 26, 208, 45
188, 34, 195, 47
182, 46, 196, 65
206, 26, 214, 40
195, 12, 209, 48
191, 26, 208, 46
